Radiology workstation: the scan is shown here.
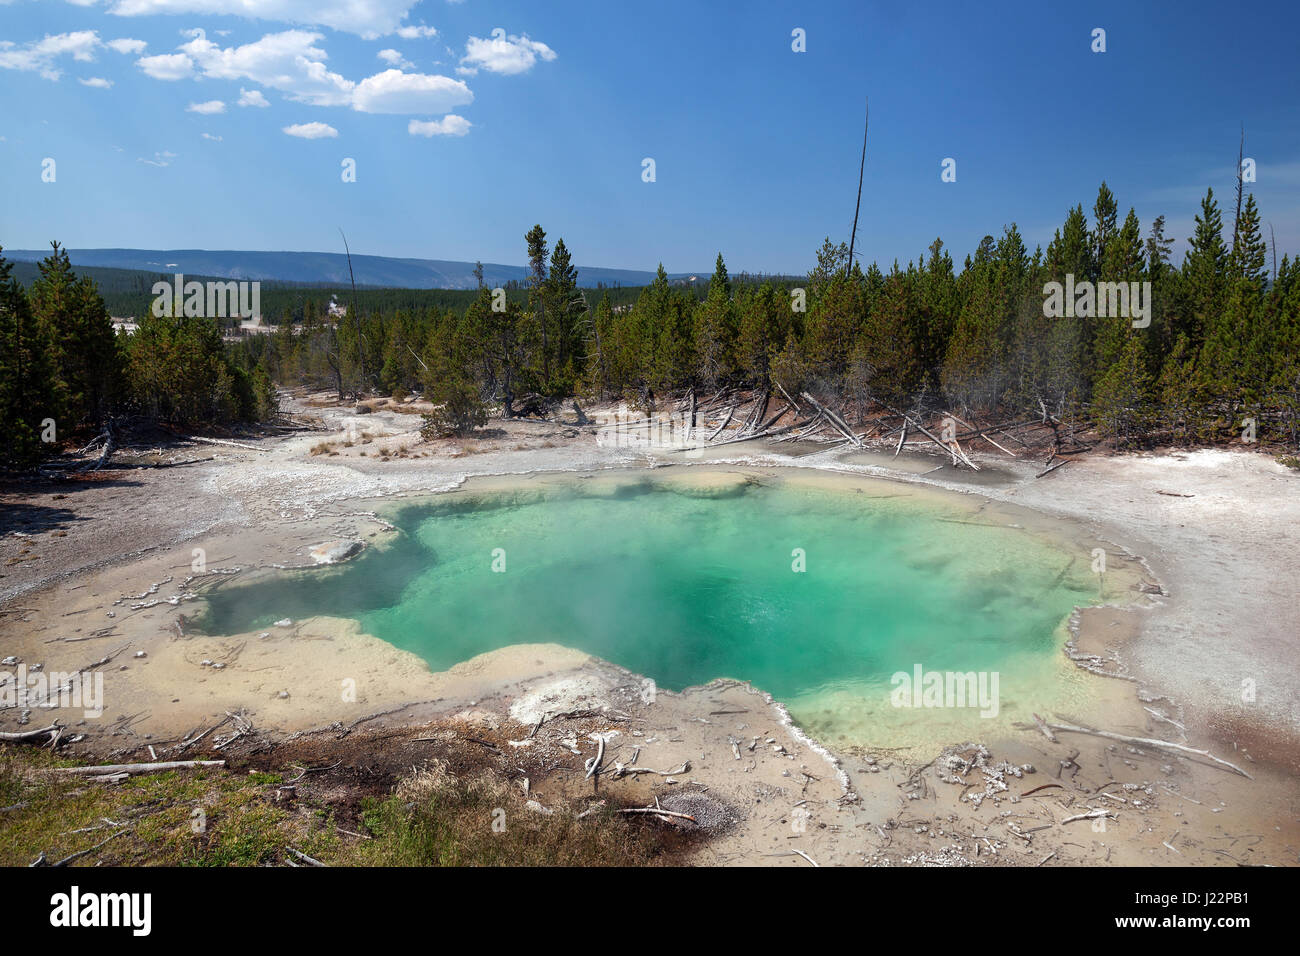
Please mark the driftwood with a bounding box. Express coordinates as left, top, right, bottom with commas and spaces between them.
1031, 712, 1058, 743
1044, 719, 1252, 778
1061, 808, 1113, 824
181, 435, 263, 452
944, 410, 1017, 457
617, 807, 696, 822
894, 419, 908, 458
584, 735, 607, 781
0, 724, 62, 745
1036, 457, 1072, 478
609, 761, 689, 779
800, 392, 862, 446
286, 847, 326, 867
49, 760, 225, 777
773, 380, 801, 413
706, 404, 736, 442
41, 828, 132, 867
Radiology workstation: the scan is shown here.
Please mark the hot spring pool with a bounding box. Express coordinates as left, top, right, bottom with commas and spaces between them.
198, 470, 1125, 747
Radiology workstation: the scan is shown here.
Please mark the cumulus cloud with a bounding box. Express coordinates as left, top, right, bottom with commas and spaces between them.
394, 25, 437, 39
137, 51, 193, 80
408, 114, 470, 137
186, 99, 225, 114
237, 87, 269, 107
106, 37, 147, 54
458, 31, 555, 76
0, 30, 103, 80
100, 1, 421, 37
351, 68, 471, 114
283, 121, 337, 139
377, 48, 414, 70
201, 132, 222, 141
79, 76, 114, 88
175, 28, 353, 106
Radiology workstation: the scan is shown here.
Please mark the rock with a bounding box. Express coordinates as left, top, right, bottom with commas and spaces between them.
355, 404, 374, 415
277, 690, 290, 699
134, 651, 147, 659
274, 618, 293, 628
1, 656, 18, 666
308, 540, 363, 565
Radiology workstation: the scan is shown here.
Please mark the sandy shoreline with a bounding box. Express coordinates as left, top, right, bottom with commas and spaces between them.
2, 390, 1297, 866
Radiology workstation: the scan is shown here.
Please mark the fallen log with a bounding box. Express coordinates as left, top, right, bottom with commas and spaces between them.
880, 402, 978, 469
617, 808, 696, 822
1036, 457, 1072, 478
0, 724, 62, 744
48, 760, 225, 777
181, 435, 263, 452
1045, 719, 1252, 778
800, 392, 861, 446
706, 404, 737, 442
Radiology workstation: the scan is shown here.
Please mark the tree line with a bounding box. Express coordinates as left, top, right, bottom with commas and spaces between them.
0, 242, 277, 466
4, 177, 1297, 465
235, 185, 1300, 447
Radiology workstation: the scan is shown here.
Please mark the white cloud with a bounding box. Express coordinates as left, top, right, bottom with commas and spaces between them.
187, 99, 225, 114
138, 149, 177, 167
237, 87, 270, 107
129, 27, 475, 118
0, 30, 103, 80
283, 121, 337, 139
102, 1, 420, 36
458, 31, 555, 76
79, 76, 114, 88
395, 25, 437, 39
377, 48, 414, 70
176, 28, 353, 106
106, 37, 147, 54
137, 52, 193, 80
352, 68, 471, 114
408, 114, 470, 137
201, 132, 222, 141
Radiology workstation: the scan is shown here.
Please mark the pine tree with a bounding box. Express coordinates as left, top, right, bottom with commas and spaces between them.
1182, 187, 1227, 348
524, 224, 550, 386
0, 247, 59, 464
1093, 333, 1153, 447
694, 253, 737, 389
27, 242, 120, 429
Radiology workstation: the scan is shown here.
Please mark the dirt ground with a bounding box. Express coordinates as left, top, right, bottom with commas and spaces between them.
1, 389, 1297, 866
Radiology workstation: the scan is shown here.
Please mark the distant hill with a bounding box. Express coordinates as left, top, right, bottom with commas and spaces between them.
3, 248, 708, 290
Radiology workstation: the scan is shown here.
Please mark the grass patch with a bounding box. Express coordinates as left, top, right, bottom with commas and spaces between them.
0, 750, 675, 867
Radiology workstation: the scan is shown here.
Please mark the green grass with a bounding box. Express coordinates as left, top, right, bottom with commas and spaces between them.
0, 749, 670, 867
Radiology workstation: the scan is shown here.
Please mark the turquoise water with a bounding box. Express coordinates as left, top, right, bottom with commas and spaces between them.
199, 472, 1106, 746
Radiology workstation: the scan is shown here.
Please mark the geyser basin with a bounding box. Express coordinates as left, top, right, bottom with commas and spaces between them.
199, 469, 1137, 748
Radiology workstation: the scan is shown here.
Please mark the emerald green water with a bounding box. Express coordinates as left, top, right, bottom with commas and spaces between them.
199, 471, 1108, 747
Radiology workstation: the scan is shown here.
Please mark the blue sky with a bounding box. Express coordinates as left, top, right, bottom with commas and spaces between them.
1, 0, 1298, 276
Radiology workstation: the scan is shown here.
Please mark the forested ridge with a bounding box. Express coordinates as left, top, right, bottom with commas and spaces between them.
3, 178, 1298, 467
